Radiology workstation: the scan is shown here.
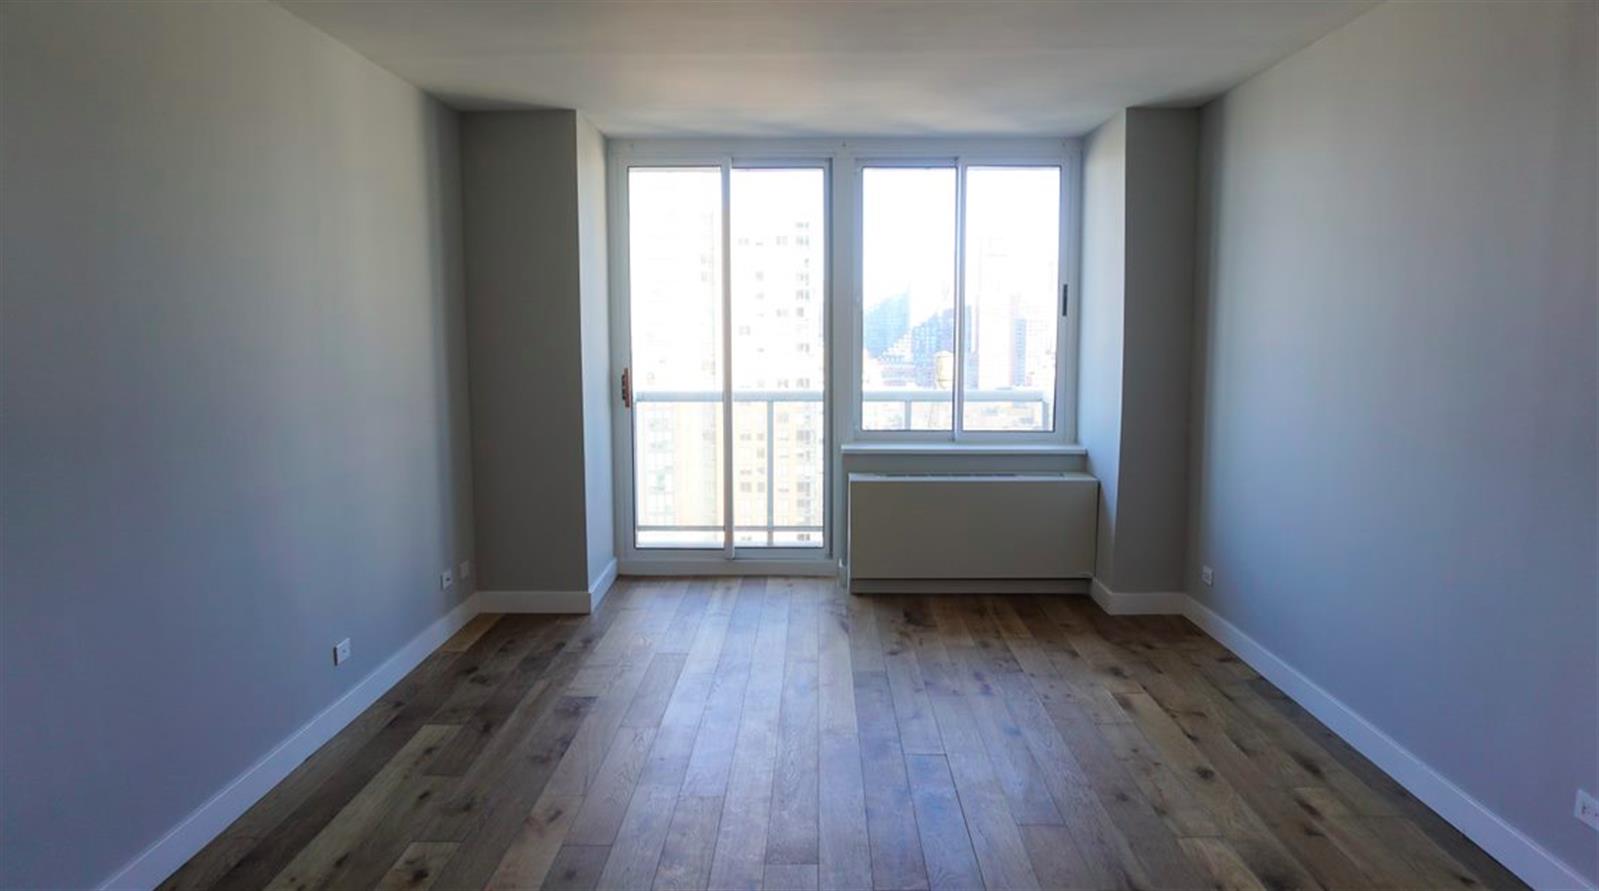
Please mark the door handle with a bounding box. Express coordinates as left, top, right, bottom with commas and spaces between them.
620, 367, 632, 409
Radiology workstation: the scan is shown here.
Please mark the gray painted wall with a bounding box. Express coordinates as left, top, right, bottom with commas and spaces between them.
462, 110, 612, 595
1117, 109, 1198, 593
0, 3, 473, 888
1080, 109, 1198, 594
576, 116, 616, 586
1191, 1, 1598, 882
1080, 113, 1128, 583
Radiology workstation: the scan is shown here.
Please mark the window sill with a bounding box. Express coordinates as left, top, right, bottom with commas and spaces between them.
840, 442, 1087, 457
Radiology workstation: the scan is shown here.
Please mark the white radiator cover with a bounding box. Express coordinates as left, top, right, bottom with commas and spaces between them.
847, 472, 1098, 584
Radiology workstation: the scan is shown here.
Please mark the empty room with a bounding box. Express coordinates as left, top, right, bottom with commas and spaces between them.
2, 1, 1595, 890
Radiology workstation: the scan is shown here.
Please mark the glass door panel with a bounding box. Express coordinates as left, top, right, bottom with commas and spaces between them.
628, 167, 725, 548
730, 168, 826, 548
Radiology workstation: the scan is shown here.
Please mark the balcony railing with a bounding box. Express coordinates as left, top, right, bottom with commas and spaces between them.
632, 388, 1049, 548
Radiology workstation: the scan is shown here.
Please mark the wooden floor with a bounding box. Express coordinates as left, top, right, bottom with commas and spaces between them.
166, 578, 1527, 891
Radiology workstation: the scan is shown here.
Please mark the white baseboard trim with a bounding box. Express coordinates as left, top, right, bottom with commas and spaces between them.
1181, 596, 1595, 891
478, 559, 618, 615
589, 557, 618, 611
97, 593, 483, 890
852, 577, 1090, 595
1089, 578, 1188, 615
618, 558, 837, 577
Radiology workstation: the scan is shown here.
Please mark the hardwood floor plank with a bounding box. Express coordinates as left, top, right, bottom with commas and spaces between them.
1178, 837, 1270, 891
486, 794, 583, 891
1247, 679, 1528, 891
903, 754, 983, 891
905, 599, 961, 699
927, 693, 985, 755
963, 693, 1062, 825
879, 599, 943, 755
1288, 788, 1433, 891
428, 618, 575, 776
441, 614, 503, 653
766, 657, 820, 865
943, 751, 1041, 891
623, 652, 690, 728
1019, 824, 1098, 891
426, 696, 597, 890
817, 584, 873, 891
170, 585, 1529, 891
762, 863, 820, 891
371, 842, 458, 891
264, 724, 457, 891
566, 725, 659, 845
155, 834, 261, 891
595, 783, 678, 890
1006, 692, 1202, 889
311, 768, 453, 890
847, 591, 885, 674
1371, 817, 1492, 890
854, 623, 929, 891
654, 795, 724, 891
546, 657, 654, 799
659, 582, 714, 656
857, 732, 928, 890
706, 580, 789, 890
641, 580, 736, 789
680, 580, 765, 797
543, 844, 610, 891
431, 616, 559, 725
1110, 688, 1332, 891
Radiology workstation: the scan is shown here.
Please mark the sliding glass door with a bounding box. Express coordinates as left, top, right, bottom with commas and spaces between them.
622, 162, 827, 557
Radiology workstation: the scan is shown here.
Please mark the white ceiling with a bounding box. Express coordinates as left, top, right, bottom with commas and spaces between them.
280, 0, 1376, 137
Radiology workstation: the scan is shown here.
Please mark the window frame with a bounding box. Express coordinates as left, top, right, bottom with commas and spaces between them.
606, 137, 1080, 572
608, 141, 838, 567
850, 146, 1078, 445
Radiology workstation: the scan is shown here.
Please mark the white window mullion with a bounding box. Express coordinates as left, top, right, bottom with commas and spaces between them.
720, 158, 735, 558
952, 157, 968, 442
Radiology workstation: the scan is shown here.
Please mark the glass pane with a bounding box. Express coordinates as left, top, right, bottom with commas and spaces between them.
731, 168, 826, 548
861, 167, 956, 431
961, 166, 1061, 432
629, 167, 724, 548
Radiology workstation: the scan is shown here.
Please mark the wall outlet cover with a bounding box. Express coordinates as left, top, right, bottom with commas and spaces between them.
458, 560, 472, 580
1577, 789, 1599, 832
1200, 565, 1215, 586
333, 638, 351, 666
440, 569, 454, 590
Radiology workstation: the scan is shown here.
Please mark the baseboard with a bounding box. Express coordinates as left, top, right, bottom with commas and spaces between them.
589, 558, 618, 611
851, 577, 1090, 595
97, 593, 483, 890
618, 558, 837, 577
478, 560, 617, 615
1089, 578, 1187, 615
1181, 596, 1596, 891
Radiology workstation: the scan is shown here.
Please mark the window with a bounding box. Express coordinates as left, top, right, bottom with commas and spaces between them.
860, 167, 957, 430
858, 162, 1065, 436
611, 139, 1077, 565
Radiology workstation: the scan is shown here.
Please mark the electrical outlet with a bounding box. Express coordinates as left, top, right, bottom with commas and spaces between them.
333, 638, 351, 666
1200, 565, 1215, 586
440, 569, 454, 590
458, 560, 472, 581
1577, 789, 1599, 832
